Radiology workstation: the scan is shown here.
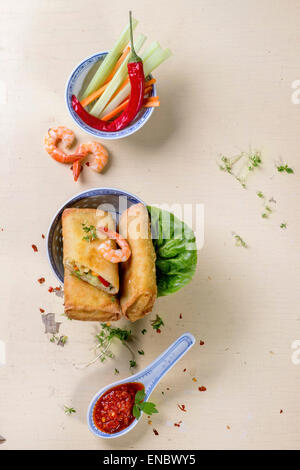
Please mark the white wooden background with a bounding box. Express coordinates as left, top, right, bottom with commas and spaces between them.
0, 0, 300, 450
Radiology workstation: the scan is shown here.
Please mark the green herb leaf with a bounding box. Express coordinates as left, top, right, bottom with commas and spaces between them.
82, 223, 97, 242
141, 329, 147, 335
232, 233, 248, 248
140, 402, 159, 415
114, 368, 119, 375
138, 350, 144, 355
129, 360, 136, 368
133, 390, 158, 419
277, 164, 294, 174
257, 191, 264, 199
280, 223, 287, 229
135, 389, 146, 404
133, 404, 141, 419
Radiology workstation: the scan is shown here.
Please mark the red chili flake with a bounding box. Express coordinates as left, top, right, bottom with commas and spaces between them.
156, 328, 161, 334
39, 308, 45, 313
179, 314, 182, 319
280, 409, 283, 414
174, 420, 182, 427
200, 340, 205, 346
48, 287, 54, 293
198, 386, 207, 392
32, 244, 38, 252
178, 404, 187, 412
153, 429, 159, 436
103, 226, 108, 232
86, 162, 90, 166
70, 165, 73, 171
54, 286, 61, 291
42, 234, 45, 239
38, 277, 45, 284
183, 368, 187, 372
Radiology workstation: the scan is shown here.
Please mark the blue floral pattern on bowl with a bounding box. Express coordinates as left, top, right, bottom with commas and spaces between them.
65, 52, 156, 139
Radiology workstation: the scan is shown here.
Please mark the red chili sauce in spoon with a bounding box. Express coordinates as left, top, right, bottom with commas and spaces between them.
93, 382, 144, 434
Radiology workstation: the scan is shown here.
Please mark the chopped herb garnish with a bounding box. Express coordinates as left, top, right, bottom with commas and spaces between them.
232, 233, 248, 248
262, 213, 268, 219
82, 223, 97, 242
132, 389, 158, 419
64, 405, 76, 415
78, 323, 134, 368
280, 223, 287, 229
248, 151, 262, 170
257, 191, 264, 199
114, 368, 119, 375
218, 150, 262, 188
138, 350, 144, 355
141, 329, 147, 335
129, 360, 136, 368
277, 164, 294, 174
151, 315, 164, 331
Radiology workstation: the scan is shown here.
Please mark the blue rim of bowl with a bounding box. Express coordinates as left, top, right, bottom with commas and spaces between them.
65, 51, 156, 140
46, 187, 145, 284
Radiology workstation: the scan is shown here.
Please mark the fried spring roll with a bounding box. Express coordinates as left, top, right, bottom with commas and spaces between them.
62, 208, 119, 294
119, 203, 157, 322
64, 269, 121, 321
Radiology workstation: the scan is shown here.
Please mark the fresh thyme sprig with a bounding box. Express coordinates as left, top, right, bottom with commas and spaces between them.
277, 164, 294, 174
64, 405, 76, 415
76, 323, 135, 369
132, 389, 158, 420
82, 223, 97, 242
218, 150, 262, 188
151, 315, 164, 331
232, 232, 248, 248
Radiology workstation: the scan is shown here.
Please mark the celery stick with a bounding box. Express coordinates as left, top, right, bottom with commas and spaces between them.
81, 18, 138, 100
90, 33, 146, 117
141, 41, 161, 62
100, 47, 172, 117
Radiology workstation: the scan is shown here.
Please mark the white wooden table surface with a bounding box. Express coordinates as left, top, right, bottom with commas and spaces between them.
1, 0, 300, 450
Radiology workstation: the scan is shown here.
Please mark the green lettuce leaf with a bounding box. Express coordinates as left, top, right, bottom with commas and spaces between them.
147, 206, 198, 297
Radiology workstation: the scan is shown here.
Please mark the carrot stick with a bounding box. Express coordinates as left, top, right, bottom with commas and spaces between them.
80, 83, 109, 107
80, 47, 131, 108
144, 101, 160, 108
102, 95, 160, 121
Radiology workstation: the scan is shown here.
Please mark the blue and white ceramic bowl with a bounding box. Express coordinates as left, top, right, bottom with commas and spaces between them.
47, 187, 145, 284
65, 51, 156, 140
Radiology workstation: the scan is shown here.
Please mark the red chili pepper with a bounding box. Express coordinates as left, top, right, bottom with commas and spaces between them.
72, 11, 144, 132
98, 275, 110, 288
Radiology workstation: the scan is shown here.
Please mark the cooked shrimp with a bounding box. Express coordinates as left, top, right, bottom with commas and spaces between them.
72, 159, 82, 182
44, 126, 83, 164
77, 141, 109, 173
98, 227, 131, 263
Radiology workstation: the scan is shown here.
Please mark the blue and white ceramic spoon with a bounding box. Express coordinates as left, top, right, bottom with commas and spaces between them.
87, 332, 195, 438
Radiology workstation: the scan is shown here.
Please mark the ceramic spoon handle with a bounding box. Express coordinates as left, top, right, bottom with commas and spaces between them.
142, 333, 195, 396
